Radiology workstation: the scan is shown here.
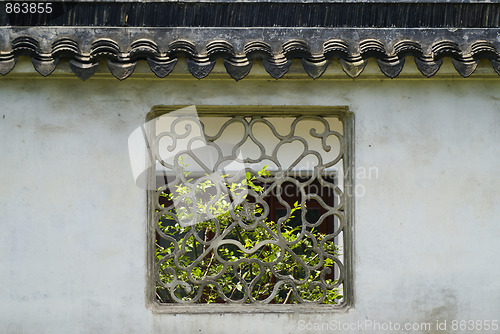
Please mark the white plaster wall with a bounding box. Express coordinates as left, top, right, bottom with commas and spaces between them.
1, 66, 499, 334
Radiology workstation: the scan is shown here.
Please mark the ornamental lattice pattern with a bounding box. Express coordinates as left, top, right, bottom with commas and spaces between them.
150, 109, 351, 304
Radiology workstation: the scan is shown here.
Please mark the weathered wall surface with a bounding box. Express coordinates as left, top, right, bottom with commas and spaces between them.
1, 59, 499, 334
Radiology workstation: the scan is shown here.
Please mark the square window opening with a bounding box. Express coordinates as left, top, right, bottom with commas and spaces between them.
146, 106, 354, 311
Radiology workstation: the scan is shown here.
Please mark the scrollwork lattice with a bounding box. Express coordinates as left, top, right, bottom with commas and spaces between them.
152, 114, 347, 304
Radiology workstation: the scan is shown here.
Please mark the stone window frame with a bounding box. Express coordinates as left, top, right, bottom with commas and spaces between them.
145, 105, 355, 313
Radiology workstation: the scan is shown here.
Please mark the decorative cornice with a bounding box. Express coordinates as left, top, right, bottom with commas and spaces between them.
0, 27, 499, 80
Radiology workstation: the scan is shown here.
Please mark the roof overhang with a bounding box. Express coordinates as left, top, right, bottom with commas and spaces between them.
1, 1, 499, 80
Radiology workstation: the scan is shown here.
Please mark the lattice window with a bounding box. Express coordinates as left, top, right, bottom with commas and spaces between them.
147, 106, 353, 307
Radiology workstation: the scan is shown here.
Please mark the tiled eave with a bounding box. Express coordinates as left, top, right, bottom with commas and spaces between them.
0, 27, 499, 80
